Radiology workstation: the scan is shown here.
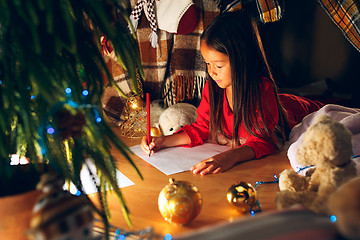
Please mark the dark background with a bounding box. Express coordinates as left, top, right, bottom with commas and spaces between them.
260, 0, 360, 107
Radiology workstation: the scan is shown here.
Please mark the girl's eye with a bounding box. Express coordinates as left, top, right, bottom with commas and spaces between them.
216, 65, 223, 68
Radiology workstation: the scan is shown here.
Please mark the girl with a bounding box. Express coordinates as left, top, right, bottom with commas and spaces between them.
141, 11, 323, 175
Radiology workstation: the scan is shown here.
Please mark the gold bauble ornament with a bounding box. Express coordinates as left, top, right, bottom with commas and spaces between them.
158, 178, 202, 225
226, 181, 257, 213
151, 127, 162, 137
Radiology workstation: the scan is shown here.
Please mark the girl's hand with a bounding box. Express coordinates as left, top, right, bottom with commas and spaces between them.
140, 136, 165, 156
140, 131, 191, 156
190, 152, 236, 175
190, 145, 255, 175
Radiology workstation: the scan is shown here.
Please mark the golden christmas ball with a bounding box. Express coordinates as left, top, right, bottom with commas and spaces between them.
151, 126, 162, 137
158, 178, 202, 225
226, 181, 257, 213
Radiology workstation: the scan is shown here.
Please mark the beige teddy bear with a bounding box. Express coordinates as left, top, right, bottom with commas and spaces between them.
276, 114, 357, 214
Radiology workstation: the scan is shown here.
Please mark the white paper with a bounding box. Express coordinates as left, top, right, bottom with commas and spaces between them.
130, 143, 231, 175
64, 159, 135, 195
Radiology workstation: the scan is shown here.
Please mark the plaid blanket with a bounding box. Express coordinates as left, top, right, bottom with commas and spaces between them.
102, 1, 218, 107
126, 0, 218, 107
317, 0, 360, 52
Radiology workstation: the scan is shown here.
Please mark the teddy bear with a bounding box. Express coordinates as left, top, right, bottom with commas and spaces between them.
276, 114, 357, 215
327, 176, 360, 240
150, 101, 197, 136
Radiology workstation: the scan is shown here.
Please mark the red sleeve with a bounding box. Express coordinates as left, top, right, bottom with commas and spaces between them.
242, 78, 279, 159
177, 81, 211, 147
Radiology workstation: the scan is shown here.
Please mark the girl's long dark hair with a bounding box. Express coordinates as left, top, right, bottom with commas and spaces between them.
201, 11, 289, 148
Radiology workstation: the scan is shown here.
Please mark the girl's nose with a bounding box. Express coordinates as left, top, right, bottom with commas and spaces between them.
208, 67, 216, 78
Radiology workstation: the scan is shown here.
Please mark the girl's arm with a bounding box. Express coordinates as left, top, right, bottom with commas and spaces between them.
191, 145, 255, 175
140, 131, 191, 156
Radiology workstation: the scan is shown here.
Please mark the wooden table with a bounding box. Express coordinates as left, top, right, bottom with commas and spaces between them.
90, 127, 291, 239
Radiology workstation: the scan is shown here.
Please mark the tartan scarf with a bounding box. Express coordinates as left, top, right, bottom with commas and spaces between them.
130, 0, 158, 48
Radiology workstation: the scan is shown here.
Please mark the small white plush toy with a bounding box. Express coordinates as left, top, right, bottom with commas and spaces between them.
158, 103, 197, 136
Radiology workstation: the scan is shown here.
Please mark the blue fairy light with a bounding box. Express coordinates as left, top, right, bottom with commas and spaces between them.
82, 90, 89, 96
115, 229, 121, 238
330, 215, 337, 223
65, 87, 72, 95
47, 127, 55, 134
250, 210, 255, 217
118, 235, 126, 240
31, 95, 35, 99
164, 234, 173, 240
96, 116, 102, 123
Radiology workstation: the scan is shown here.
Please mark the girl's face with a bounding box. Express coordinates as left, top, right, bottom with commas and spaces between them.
200, 40, 232, 90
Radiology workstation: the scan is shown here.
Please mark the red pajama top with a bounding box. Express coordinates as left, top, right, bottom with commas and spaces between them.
179, 78, 324, 159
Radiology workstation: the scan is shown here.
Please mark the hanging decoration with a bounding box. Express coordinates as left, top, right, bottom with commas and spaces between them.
118, 67, 147, 138
55, 109, 87, 140
28, 173, 95, 240
158, 178, 202, 225
38, 87, 103, 160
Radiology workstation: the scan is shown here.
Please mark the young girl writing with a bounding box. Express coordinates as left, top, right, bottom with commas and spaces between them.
141, 11, 324, 175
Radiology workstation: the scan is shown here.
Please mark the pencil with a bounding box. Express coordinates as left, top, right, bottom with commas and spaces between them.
146, 93, 151, 157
